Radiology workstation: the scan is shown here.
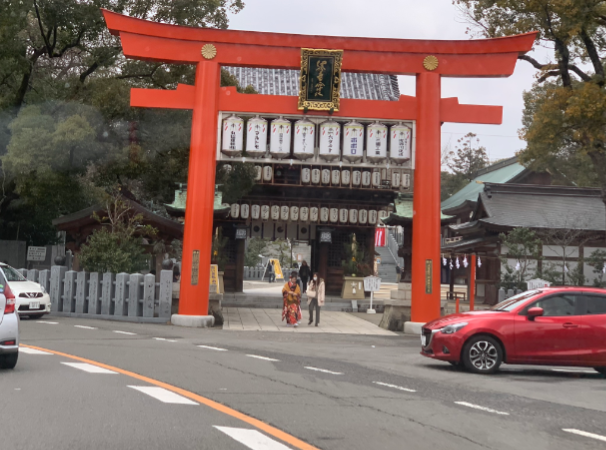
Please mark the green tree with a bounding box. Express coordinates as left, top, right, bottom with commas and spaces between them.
245, 237, 268, 267
499, 227, 543, 291
586, 249, 606, 287
455, 0, 606, 230
441, 132, 489, 201
79, 194, 157, 273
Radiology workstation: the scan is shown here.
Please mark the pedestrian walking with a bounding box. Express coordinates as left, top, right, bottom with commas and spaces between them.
267, 261, 275, 283
282, 272, 302, 327
298, 260, 311, 293
307, 272, 325, 326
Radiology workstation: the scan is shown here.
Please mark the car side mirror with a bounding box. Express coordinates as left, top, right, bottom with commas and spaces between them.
527, 307, 544, 321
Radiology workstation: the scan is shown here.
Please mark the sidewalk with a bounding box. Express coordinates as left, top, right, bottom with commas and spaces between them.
222, 307, 397, 336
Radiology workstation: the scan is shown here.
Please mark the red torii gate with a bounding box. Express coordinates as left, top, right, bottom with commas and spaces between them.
103, 9, 535, 327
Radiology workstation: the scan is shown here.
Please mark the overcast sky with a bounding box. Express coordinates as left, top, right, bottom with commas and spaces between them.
227, 0, 549, 164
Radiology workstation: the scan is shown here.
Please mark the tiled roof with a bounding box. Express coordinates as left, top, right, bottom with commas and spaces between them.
476, 183, 605, 231
224, 67, 400, 101
441, 157, 527, 214
165, 187, 228, 212
382, 195, 452, 224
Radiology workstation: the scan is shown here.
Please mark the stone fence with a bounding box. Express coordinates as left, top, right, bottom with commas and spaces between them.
18, 267, 172, 323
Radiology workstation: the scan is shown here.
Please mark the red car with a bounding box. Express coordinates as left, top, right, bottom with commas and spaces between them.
421, 287, 606, 374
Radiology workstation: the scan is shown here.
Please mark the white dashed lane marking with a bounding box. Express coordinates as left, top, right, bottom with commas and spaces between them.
74, 325, 97, 330
304, 366, 343, 375
373, 381, 416, 393
61, 362, 117, 374
563, 429, 606, 443
214, 426, 292, 450
454, 401, 509, 416
246, 354, 280, 362
128, 386, 198, 405
113, 330, 137, 336
19, 347, 52, 355
36, 321, 58, 324
153, 337, 178, 342
551, 368, 597, 374
198, 345, 228, 351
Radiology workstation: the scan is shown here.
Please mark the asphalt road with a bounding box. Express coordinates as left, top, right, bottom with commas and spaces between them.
2, 316, 606, 450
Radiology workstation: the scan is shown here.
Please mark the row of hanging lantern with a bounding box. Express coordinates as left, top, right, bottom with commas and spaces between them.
221, 114, 412, 164
223, 203, 389, 225
442, 255, 482, 270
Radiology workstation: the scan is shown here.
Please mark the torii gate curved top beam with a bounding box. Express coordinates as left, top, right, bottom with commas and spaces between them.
102, 9, 536, 326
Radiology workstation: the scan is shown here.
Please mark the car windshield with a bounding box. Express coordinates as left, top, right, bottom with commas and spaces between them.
490, 290, 543, 311
1, 265, 27, 282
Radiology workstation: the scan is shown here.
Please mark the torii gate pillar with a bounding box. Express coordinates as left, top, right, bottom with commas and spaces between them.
102, 9, 536, 329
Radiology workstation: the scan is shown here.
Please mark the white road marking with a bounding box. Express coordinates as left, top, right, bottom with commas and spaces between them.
61, 362, 117, 374
153, 337, 177, 342
19, 347, 52, 355
551, 368, 597, 374
304, 366, 343, 375
74, 325, 97, 330
246, 354, 280, 362
373, 381, 416, 393
214, 426, 292, 450
128, 386, 198, 405
454, 401, 509, 416
113, 330, 137, 336
36, 321, 58, 324
198, 345, 228, 351
563, 428, 606, 443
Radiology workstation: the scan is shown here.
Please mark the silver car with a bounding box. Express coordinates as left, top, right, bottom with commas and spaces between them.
0, 271, 19, 369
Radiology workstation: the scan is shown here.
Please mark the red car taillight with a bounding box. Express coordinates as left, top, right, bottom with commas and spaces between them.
4, 284, 15, 314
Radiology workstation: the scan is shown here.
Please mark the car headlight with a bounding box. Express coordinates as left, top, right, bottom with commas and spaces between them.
441, 322, 468, 334
41, 286, 47, 294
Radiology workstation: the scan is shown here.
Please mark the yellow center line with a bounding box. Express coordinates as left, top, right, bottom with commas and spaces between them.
22, 343, 319, 450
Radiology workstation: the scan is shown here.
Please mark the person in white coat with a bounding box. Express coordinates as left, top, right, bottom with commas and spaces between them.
306, 273, 325, 326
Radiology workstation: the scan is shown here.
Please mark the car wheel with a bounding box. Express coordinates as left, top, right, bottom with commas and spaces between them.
0, 353, 18, 370
462, 335, 503, 374
595, 367, 606, 375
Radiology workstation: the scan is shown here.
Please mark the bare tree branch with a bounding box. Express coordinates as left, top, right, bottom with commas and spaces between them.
33, 0, 53, 56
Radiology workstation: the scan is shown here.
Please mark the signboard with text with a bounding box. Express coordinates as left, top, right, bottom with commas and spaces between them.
27, 246, 47, 262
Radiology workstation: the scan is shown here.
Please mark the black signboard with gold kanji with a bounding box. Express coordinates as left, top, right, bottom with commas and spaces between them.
298, 48, 343, 111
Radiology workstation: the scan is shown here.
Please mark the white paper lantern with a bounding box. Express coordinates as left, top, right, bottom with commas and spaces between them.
320, 207, 329, 222
362, 171, 371, 187
402, 173, 411, 188
349, 209, 358, 224
246, 115, 268, 158
251, 204, 260, 220
311, 168, 321, 185
271, 205, 280, 221
280, 205, 289, 221
366, 121, 388, 163
339, 208, 348, 223
301, 167, 311, 184
261, 205, 270, 221
240, 203, 250, 219
290, 206, 299, 221
352, 170, 362, 186
254, 165, 262, 181
359, 209, 368, 224
269, 116, 291, 159
368, 210, 378, 224
341, 169, 351, 185
331, 170, 340, 185
321, 169, 331, 185
390, 122, 412, 164
372, 171, 381, 187
330, 208, 339, 223
300, 207, 309, 222
310, 207, 319, 222
263, 166, 273, 181
379, 210, 389, 222
391, 170, 401, 188
293, 119, 315, 160
230, 204, 240, 219
221, 114, 244, 157
319, 119, 341, 162
342, 120, 364, 163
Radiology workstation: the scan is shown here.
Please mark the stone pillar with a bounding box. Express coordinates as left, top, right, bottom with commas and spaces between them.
75, 271, 89, 314
158, 270, 172, 319
143, 274, 156, 318
101, 273, 115, 315
128, 274, 144, 317
39, 270, 50, 295
63, 271, 77, 313
114, 273, 129, 317
88, 273, 101, 315
50, 266, 67, 312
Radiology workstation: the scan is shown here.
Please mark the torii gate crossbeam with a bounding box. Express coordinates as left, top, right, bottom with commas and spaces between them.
103, 9, 535, 327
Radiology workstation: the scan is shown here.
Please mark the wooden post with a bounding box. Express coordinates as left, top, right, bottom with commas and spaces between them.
470, 254, 476, 311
